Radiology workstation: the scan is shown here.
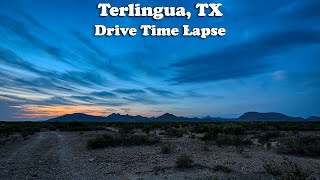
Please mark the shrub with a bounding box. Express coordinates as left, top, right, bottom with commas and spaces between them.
212, 165, 232, 173
176, 154, 194, 168
262, 157, 312, 180
216, 134, 239, 146
161, 143, 173, 154
125, 134, 158, 146
201, 126, 222, 141
87, 134, 158, 149
166, 127, 184, 138
258, 131, 282, 143
216, 133, 252, 147
203, 141, 210, 151
223, 124, 245, 135
276, 135, 320, 157
22, 131, 29, 140
48, 126, 57, 131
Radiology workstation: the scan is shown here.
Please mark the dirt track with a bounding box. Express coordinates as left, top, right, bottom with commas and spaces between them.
0, 132, 103, 179
1, 131, 320, 180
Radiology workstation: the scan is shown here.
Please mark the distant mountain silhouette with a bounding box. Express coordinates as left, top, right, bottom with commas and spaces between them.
106, 113, 149, 122
46, 112, 319, 122
238, 112, 304, 122
307, 116, 320, 121
47, 113, 105, 122
155, 113, 186, 122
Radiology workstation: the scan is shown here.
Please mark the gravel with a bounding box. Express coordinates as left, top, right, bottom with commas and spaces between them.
1, 131, 319, 180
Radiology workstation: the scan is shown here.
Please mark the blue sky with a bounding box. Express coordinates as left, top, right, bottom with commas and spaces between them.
0, 0, 319, 121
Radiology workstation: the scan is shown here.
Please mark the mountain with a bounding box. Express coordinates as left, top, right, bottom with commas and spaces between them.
155, 113, 185, 122
46, 112, 319, 122
238, 112, 304, 122
106, 113, 149, 122
307, 116, 320, 121
46, 113, 105, 122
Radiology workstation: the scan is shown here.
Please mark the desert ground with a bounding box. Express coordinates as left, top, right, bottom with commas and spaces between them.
1, 127, 320, 180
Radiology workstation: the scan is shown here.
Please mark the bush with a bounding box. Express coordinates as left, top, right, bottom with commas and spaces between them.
48, 126, 57, 131
125, 134, 159, 146
166, 127, 184, 138
87, 134, 158, 149
176, 154, 194, 168
262, 157, 312, 180
258, 131, 282, 143
223, 124, 245, 135
216, 134, 239, 146
200, 126, 222, 141
211, 165, 232, 173
276, 135, 320, 157
216, 133, 252, 147
203, 141, 210, 151
161, 143, 172, 154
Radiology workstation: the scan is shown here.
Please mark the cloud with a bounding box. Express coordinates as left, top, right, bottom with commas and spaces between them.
146, 87, 176, 97
123, 96, 159, 105
0, 13, 68, 63
90, 91, 117, 98
272, 70, 288, 81
113, 88, 146, 95
71, 30, 107, 58
169, 29, 320, 84
0, 46, 50, 76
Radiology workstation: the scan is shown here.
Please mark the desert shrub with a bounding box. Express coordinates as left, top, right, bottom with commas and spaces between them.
161, 143, 173, 154
87, 136, 107, 149
87, 134, 158, 149
276, 135, 320, 157
200, 126, 223, 141
176, 154, 194, 168
211, 165, 232, 173
216, 133, 239, 146
119, 126, 133, 138
203, 141, 210, 151
262, 157, 312, 180
216, 133, 252, 147
48, 126, 57, 131
21, 128, 36, 140
87, 134, 122, 149
258, 131, 282, 143
223, 124, 245, 135
189, 133, 196, 139
22, 131, 29, 140
125, 134, 159, 146
166, 127, 184, 138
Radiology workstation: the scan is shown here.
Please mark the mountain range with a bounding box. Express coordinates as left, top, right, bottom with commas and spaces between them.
46, 112, 320, 122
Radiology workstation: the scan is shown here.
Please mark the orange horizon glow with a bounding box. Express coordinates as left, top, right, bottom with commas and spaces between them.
11, 105, 115, 119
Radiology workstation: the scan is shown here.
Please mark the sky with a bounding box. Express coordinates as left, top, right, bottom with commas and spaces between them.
0, 0, 319, 121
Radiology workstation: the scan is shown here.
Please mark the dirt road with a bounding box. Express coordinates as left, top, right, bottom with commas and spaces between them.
0, 132, 104, 179
1, 131, 319, 180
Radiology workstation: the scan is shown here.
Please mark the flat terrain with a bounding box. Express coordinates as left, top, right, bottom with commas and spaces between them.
1, 131, 319, 179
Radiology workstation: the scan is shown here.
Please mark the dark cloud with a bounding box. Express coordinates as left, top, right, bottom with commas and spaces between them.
113, 88, 146, 95
70, 96, 96, 102
0, 46, 50, 76
71, 30, 107, 58
41, 97, 75, 106
123, 96, 159, 105
169, 29, 320, 84
90, 91, 117, 98
71, 30, 138, 82
70, 96, 124, 106
0, 13, 68, 63
146, 87, 176, 97
59, 71, 106, 87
